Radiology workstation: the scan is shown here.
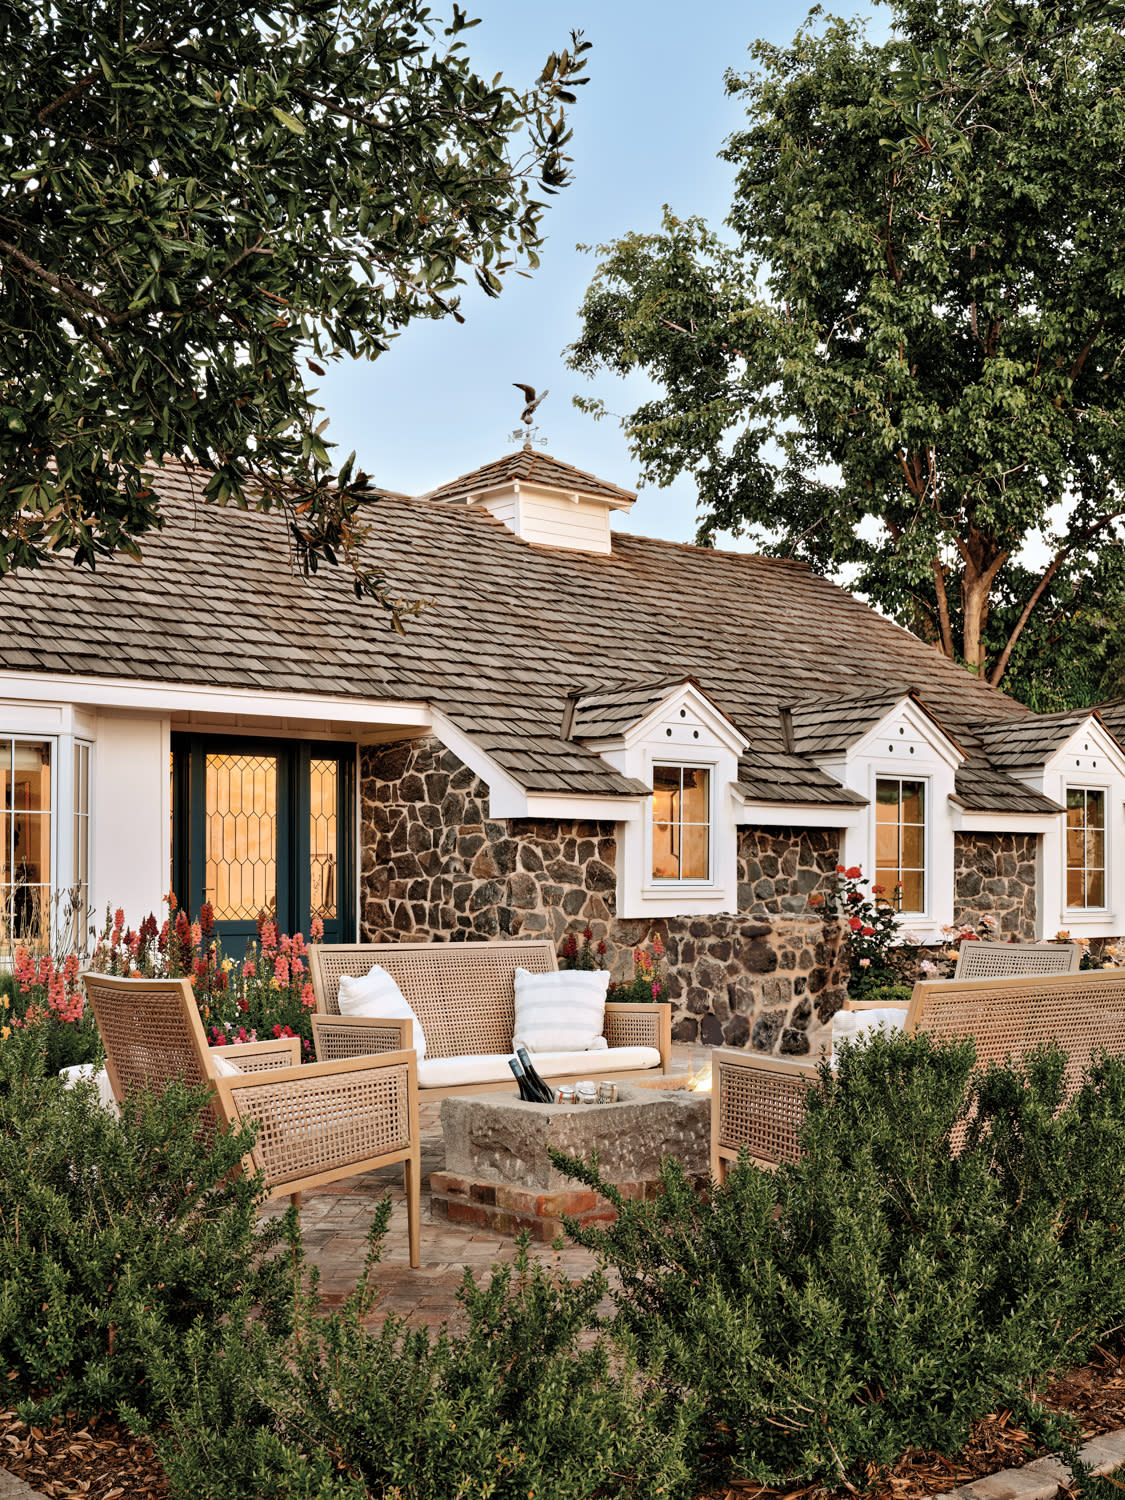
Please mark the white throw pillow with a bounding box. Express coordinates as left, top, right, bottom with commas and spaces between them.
337, 965, 427, 1059
512, 968, 610, 1054
211, 1050, 244, 1078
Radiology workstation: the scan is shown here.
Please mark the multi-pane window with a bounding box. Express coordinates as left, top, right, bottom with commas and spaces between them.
1, 739, 52, 949
652, 765, 710, 880
875, 777, 926, 911
205, 752, 279, 920
72, 742, 92, 950
1066, 788, 1106, 908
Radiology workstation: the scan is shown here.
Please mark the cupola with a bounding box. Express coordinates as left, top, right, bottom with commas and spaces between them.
423, 444, 636, 555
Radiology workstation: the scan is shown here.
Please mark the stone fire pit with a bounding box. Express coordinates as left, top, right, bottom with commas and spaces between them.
429, 1082, 710, 1240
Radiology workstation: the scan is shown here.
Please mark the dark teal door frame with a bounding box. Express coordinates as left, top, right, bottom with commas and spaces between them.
170, 734, 355, 950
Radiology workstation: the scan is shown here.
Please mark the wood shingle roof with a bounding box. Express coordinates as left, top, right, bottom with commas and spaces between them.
0, 460, 1073, 815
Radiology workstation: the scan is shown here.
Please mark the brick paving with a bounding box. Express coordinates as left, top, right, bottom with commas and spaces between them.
258, 1100, 604, 1328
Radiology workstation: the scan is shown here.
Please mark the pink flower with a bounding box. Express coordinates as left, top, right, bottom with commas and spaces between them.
858, 957, 871, 967
242, 957, 256, 979
273, 955, 290, 987
920, 960, 937, 975
310, 917, 324, 942
651, 980, 662, 997
114, 908, 125, 932
301, 982, 316, 1010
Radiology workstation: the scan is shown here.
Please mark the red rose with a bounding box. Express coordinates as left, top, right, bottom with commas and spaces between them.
861, 925, 875, 937
845, 866, 862, 880
847, 891, 861, 902
836, 865, 846, 874
848, 916, 863, 931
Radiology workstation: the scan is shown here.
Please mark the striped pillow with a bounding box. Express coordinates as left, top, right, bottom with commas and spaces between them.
512, 968, 611, 1054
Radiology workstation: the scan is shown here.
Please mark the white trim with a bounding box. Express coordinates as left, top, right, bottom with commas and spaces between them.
524, 793, 644, 823
0, 670, 431, 730
643, 758, 718, 896
950, 806, 1061, 834
732, 795, 866, 830
426, 709, 534, 819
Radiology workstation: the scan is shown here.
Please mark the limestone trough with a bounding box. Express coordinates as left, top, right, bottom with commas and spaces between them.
430, 1082, 711, 1240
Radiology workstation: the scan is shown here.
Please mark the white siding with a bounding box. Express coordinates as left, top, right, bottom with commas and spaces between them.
91, 714, 170, 922
518, 492, 612, 553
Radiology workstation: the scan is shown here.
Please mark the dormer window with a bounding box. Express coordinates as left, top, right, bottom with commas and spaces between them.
652, 764, 711, 880
1066, 788, 1106, 908
876, 776, 927, 912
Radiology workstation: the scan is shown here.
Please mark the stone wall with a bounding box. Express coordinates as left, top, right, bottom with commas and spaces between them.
737, 827, 842, 914
953, 833, 1038, 939
360, 736, 848, 1056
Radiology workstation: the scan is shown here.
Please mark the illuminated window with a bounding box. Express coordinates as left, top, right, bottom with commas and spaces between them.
1066, 788, 1106, 908
652, 765, 710, 881
875, 777, 926, 912
1, 739, 52, 949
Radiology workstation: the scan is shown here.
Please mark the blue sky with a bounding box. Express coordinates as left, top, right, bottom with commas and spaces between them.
315, 0, 885, 545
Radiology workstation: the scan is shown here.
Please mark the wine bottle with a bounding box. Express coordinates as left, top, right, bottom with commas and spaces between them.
508, 1056, 537, 1102
516, 1046, 555, 1104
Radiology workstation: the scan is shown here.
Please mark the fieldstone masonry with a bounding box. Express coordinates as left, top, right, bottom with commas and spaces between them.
360, 736, 849, 1057
953, 832, 1038, 940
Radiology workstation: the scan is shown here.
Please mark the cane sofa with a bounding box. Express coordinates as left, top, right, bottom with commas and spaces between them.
308, 939, 672, 1101
953, 940, 1082, 979
84, 973, 421, 1266
711, 967, 1125, 1180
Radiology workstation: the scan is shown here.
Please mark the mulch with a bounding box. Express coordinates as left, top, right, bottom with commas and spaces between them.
713, 1340, 1125, 1500
2, 1344, 1123, 1500
0, 1410, 167, 1500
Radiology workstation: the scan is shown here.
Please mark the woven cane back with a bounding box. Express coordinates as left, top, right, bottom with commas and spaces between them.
223, 1061, 411, 1186
907, 971, 1125, 1096
84, 974, 218, 1126
715, 1053, 816, 1167
312, 1020, 407, 1062
309, 941, 558, 1058
603, 1006, 659, 1049
953, 942, 1082, 979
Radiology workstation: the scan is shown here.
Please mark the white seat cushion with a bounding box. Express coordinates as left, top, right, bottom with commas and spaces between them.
512, 968, 611, 1054
337, 965, 427, 1059
416, 1045, 660, 1091
60, 1063, 119, 1116
211, 1050, 244, 1078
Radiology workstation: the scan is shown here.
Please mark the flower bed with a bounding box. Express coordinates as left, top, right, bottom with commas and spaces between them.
2, 895, 325, 1069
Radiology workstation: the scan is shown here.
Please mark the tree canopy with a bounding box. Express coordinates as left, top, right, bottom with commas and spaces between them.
569, 0, 1125, 692
0, 0, 587, 621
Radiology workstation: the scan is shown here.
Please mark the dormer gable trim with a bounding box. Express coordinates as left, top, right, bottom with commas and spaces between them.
1043, 713, 1125, 780
574, 678, 748, 759
827, 694, 965, 774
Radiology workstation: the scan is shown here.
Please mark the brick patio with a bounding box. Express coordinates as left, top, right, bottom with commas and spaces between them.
258, 1097, 605, 1329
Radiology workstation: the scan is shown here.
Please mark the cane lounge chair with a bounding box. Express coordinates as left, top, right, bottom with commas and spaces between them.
84, 974, 421, 1266
711, 967, 1125, 1181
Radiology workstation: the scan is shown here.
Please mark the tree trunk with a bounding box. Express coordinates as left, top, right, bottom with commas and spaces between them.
958, 533, 1009, 674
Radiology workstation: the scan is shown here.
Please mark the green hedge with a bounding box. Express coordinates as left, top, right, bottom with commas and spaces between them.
556, 1032, 1125, 1489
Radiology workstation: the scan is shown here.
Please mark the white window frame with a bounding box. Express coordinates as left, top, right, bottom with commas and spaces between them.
0, 734, 58, 952
873, 772, 931, 919
645, 758, 717, 894
1063, 782, 1110, 916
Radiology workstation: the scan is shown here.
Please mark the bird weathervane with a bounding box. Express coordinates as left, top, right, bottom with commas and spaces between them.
510, 383, 549, 448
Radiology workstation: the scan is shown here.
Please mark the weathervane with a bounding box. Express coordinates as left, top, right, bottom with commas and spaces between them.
508, 383, 549, 449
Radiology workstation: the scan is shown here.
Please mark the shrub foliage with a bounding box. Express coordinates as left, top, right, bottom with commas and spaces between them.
558, 1032, 1125, 1488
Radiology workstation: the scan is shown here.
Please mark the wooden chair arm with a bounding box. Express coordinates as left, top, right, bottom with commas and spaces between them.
213, 1037, 302, 1072
603, 1001, 671, 1072
310, 1013, 412, 1062
214, 1050, 419, 1190
843, 1000, 910, 1012
711, 1049, 820, 1179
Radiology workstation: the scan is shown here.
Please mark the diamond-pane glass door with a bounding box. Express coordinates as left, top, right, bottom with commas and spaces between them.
172, 736, 353, 950
205, 752, 279, 925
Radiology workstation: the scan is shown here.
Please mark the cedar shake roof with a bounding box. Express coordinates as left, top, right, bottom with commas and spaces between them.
974, 709, 1105, 772
0, 458, 1073, 814
424, 447, 636, 508
568, 678, 685, 741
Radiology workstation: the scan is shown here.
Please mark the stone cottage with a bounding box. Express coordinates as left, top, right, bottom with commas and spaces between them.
0, 445, 1121, 1056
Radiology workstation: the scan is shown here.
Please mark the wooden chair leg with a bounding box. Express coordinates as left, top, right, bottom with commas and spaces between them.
290, 1191, 302, 1209
404, 1150, 421, 1269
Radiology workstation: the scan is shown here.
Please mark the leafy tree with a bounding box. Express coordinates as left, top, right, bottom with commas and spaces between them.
569, 0, 1125, 687
0, 1, 588, 620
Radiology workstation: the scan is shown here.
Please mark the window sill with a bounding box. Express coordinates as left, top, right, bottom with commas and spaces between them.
1062, 909, 1116, 925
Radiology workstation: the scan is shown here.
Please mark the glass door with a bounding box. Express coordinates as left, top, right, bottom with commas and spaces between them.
171, 736, 353, 949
